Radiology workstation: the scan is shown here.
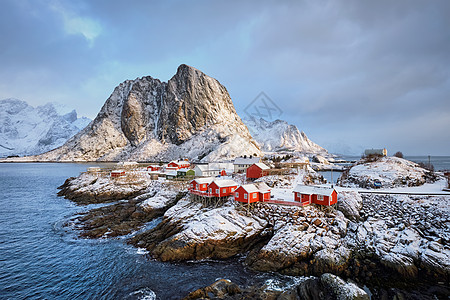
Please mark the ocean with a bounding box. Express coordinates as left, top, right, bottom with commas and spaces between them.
0, 163, 286, 299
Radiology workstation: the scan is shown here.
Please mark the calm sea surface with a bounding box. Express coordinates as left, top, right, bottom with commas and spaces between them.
0, 163, 285, 300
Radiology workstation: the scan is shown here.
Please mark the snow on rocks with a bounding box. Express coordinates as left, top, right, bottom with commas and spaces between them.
131, 199, 270, 261
344, 193, 450, 281
57, 171, 151, 204
337, 191, 363, 221
339, 156, 437, 189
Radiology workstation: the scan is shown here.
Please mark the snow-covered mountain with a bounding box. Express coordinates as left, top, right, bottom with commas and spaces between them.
243, 117, 327, 154
32, 64, 261, 162
0, 99, 91, 157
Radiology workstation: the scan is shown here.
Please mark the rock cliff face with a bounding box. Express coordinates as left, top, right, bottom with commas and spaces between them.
0, 99, 90, 157
34, 64, 261, 162
243, 117, 326, 153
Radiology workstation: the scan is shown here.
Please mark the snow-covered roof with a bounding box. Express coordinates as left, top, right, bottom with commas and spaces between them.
293, 184, 335, 196
166, 171, 178, 176
193, 177, 215, 184
239, 182, 270, 193
253, 162, 270, 170
177, 168, 191, 173
169, 160, 190, 165
111, 169, 125, 173
212, 179, 238, 187
254, 182, 271, 192
195, 164, 220, 171
233, 157, 260, 165
239, 184, 259, 193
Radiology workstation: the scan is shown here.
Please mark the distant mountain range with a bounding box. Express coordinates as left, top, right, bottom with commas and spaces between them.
0, 99, 91, 157
243, 117, 327, 154
2, 65, 328, 162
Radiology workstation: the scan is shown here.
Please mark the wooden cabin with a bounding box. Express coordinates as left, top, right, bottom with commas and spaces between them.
233, 157, 261, 173
189, 177, 215, 195
208, 179, 238, 197
246, 163, 270, 179
167, 160, 191, 170
234, 182, 271, 203
293, 185, 337, 206
147, 165, 161, 172
194, 164, 220, 177
111, 170, 125, 177
177, 168, 195, 178
165, 171, 178, 180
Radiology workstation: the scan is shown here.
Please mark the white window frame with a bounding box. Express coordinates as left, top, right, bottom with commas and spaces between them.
244, 194, 248, 199
222, 188, 226, 193
216, 189, 219, 194
236, 192, 239, 198
317, 195, 324, 200
253, 193, 257, 199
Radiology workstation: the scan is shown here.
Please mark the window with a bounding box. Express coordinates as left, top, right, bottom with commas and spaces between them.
317, 195, 324, 200
216, 189, 219, 194
244, 194, 248, 199
223, 188, 226, 193
231, 187, 235, 192
236, 192, 239, 197
253, 193, 257, 199
209, 188, 212, 193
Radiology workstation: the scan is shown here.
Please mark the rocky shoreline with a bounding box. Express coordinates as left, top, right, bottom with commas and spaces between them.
58, 173, 449, 299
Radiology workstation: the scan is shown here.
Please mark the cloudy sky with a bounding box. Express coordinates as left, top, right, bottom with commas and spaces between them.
1, 0, 449, 155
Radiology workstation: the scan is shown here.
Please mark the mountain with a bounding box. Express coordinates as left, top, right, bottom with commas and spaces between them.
33, 64, 261, 162
243, 117, 327, 153
0, 99, 91, 157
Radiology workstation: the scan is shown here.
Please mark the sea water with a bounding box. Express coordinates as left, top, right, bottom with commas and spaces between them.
0, 163, 285, 299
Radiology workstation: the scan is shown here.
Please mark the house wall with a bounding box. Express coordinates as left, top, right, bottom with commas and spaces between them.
246, 165, 262, 179
209, 183, 237, 197
234, 187, 259, 203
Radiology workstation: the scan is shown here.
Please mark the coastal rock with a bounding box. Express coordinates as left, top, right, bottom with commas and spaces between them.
130, 199, 270, 261
339, 156, 437, 188
337, 191, 363, 221
31, 64, 261, 162
57, 172, 150, 204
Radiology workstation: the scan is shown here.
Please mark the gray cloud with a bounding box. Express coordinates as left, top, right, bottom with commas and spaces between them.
0, 0, 449, 155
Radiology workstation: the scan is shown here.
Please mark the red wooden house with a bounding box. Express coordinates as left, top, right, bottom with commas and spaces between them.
111, 170, 125, 177
147, 165, 161, 171
293, 185, 337, 206
246, 163, 270, 179
189, 177, 214, 196
167, 160, 190, 170
234, 182, 271, 203
208, 179, 238, 197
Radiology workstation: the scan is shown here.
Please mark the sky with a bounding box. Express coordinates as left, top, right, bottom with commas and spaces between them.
1, 0, 449, 156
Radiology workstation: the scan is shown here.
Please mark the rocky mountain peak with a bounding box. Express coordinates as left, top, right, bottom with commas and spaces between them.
33, 64, 261, 162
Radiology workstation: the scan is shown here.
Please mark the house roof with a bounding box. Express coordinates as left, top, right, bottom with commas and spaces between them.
238, 182, 271, 193
252, 162, 270, 170
239, 184, 259, 193
195, 164, 220, 171
212, 179, 238, 187
233, 157, 260, 165
293, 185, 336, 197
169, 160, 190, 165
166, 171, 178, 176
192, 177, 215, 184
254, 182, 271, 192
177, 168, 191, 173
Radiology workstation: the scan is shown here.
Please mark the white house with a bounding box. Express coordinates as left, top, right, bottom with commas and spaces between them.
194, 164, 220, 177
233, 157, 261, 173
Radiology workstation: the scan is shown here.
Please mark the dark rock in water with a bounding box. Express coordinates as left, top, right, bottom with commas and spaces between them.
183, 274, 369, 300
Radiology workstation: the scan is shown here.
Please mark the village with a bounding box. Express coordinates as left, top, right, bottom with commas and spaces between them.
86, 154, 342, 211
